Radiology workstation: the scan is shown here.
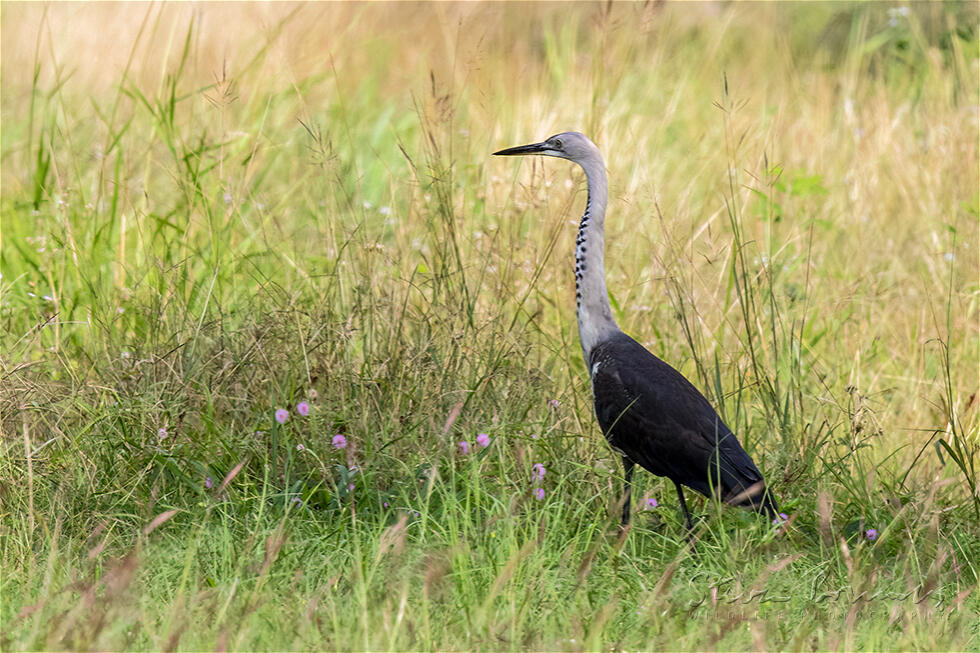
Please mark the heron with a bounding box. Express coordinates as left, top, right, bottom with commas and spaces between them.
494, 132, 780, 534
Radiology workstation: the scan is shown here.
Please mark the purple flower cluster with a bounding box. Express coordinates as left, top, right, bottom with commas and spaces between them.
531, 462, 546, 500
532, 463, 546, 482
275, 397, 311, 427
459, 432, 491, 455
273, 397, 346, 454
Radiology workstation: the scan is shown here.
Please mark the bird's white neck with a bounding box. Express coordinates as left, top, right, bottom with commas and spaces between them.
574, 157, 619, 360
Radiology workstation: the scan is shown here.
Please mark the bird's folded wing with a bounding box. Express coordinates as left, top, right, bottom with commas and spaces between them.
590, 336, 764, 498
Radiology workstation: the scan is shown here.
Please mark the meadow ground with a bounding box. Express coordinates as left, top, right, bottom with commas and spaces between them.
1, 2, 978, 650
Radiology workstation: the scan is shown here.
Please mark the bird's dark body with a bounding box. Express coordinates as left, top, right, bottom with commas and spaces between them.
589, 331, 778, 517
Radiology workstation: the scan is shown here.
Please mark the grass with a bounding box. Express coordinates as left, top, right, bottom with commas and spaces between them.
2, 2, 978, 650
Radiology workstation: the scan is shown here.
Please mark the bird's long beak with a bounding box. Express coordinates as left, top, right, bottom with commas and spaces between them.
493, 141, 548, 156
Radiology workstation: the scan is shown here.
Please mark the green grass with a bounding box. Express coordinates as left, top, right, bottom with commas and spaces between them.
2, 2, 978, 650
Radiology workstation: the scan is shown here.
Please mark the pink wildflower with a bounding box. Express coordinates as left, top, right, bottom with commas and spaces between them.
532, 463, 546, 482
476, 433, 490, 448
297, 401, 310, 416
275, 408, 288, 424
332, 434, 347, 449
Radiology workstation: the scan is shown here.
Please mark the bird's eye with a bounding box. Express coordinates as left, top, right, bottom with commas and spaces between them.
553, 139, 563, 149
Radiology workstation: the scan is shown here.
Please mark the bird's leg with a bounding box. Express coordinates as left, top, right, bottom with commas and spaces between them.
674, 481, 695, 543
620, 458, 635, 527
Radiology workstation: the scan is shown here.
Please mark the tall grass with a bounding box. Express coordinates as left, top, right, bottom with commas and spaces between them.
2, 2, 978, 650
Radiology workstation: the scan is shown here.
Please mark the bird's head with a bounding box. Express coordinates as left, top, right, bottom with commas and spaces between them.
493, 131, 599, 164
